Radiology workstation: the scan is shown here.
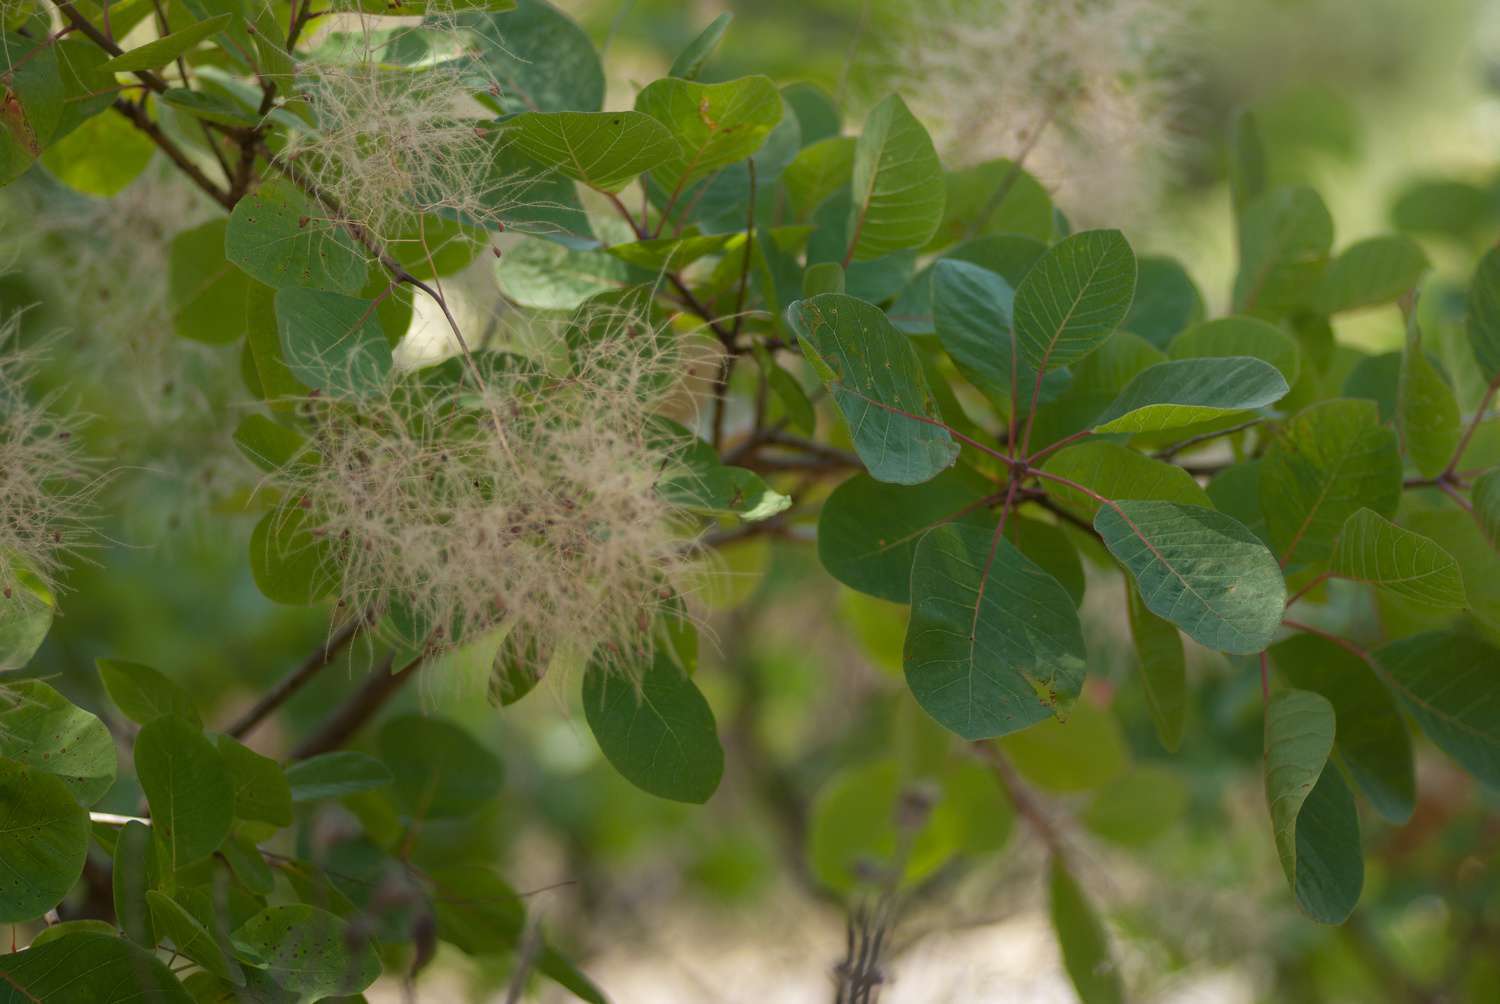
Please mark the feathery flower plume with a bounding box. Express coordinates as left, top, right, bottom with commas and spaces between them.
0, 315, 98, 603
260, 294, 704, 684
878, 0, 1193, 227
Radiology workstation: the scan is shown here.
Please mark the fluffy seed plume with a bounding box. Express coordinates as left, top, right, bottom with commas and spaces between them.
877, 0, 1193, 226
0, 317, 98, 601
260, 295, 704, 684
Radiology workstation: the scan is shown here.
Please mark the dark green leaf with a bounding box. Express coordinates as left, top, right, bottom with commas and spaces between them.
377, 714, 503, 819
1125, 255, 1204, 348
248, 504, 338, 606
845, 94, 945, 260
1399, 322, 1460, 477
927, 158, 1054, 250
134, 716, 233, 870
1375, 631, 1500, 787
232, 904, 380, 999
1012, 229, 1137, 374
112, 818, 159, 948
273, 287, 394, 398
1049, 857, 1124, 1004
781, 82, 840, 145
467, 0, 602, 113
668, 13, 731, 79
904, 524, 1086, 740
582, 649, 724, 803
96, 658, 201, 728
0, 679, 115, 805
0, 933, 192, 1003
224, 181, 367, 294
1095, 500, 1285, 654
1126, 583, 1186, 753
169, 220, 263, 345
216, 735, 293, 827
0, 757, 88, 922
284, 751, 392, 803
149, 890, 244, 986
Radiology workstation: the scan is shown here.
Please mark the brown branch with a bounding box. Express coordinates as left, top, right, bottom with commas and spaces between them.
291, 652, 424, 759
50, 0, 168, 93
110, 98, 236, 209
224, 616, 365, 740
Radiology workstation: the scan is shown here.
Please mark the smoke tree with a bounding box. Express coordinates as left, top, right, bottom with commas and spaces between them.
2, 2, 1498, 1001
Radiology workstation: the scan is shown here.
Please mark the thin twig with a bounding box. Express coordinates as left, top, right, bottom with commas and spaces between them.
224, 616, 366, 739
291, 652, 423, 759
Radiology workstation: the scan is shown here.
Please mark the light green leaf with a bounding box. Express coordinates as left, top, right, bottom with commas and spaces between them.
1468, 245, 1500, 380
0, 757, 88, 922
1375, 631, 1500, 787
504, 110, 679, 194
845, 93, 945, 261
1398, 324, 1460, 478
216, 735, 293, 827
377, 714, 503, 819
1049, 858, 1124, 1004
148, 891, 244, 986
1271, 633, 1414, 824
1233, 186, 1333, 317
1264, 689, 1363, 924
1091, 356, 1288, 434
112, 818, 158, 948
26, 919, 118, 948
904, 525, 1086, 740
134, 716, 233, 870
467, 0, 601, 113
1168, 315, 1301, 384
1317, 234, 1428, 314
1095, 500, 1285, 654
635, 75, 782, 198
248, 504, 338, 606
1126, 583, 1186, 753
0, 569, 54, 671
927, 158, 1054, 250
582, 649, 724, 803
1331, 508, 1465, 609
999, 700, 1127, 792
232, 904, 380, 998
0, 680, 115, 805
782, 136, 855, 219
273, 287, 394, 398
495, 237, 643, 310
669, 12, 731, 79
96, 658, 200, 728
100, 14, 232, 72
169, 219, 263, 345
232, 414, 312, 473
789, 293, 958, 485
1083, 764, 1189, 846
605, 230, 738, 272
284, 751, 392, 803
224, 181, 367, 294
1013, 229, 1137, 373
1474, 468, 1500, 549
1261, 399, 1403, 569
0, 933, 193, 1003
1041, 441, 1210, 523
39, 111, 154, 197
818, 466, 997, 603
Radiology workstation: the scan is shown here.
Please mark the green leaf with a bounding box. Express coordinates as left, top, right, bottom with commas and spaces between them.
817, 466, 998, 603
0, 933, 193, 1003
26, 919, 118, 948
1317, 234, 1428, 314
134, 716, 233, 870
999, 700, 1127, 792
284, 751, 392, 803
1375, 631, 1500, 787
1012, 229, 1137, 373
582, 649, 724, 804
1126, 583, 1186, 753
101, 14, 232, 71
232, 904, 380, 999
1090, 356, 1288, 434
788, 293, 958, 485
1271, 633, 1415, 823
0, 28, 62, 186
1261, 399, 1403, 569
605, 231, 736, 271
656, 434, 792, 523
233, 414, 312, 473
1398, 323, 1460, 478
112, 818, 158, 948
0, 757, 88, 922
158, 87, 261, 128
1233, 186, 1334, 317
148, 891, 244, 986
495, 237, 642, 309
1041, 441, 1210, 523
225, 181, 367, 294
635, 75, 782, 198
669, 12, 731, 79
1049, 857, 1124, 1004
39, 110, 154, 197
1026, 331, 1161, 450
1467, 245, 1500, 380
782, 136, 855, 219
1474, 468, 1500, 549
220, 834, 274, 896
1263, 689, 1363, 924
1083, 764, 1189, 847
0, 680, 115, 805
248, 504, 338, 606
844, 94, 945, 261
1126, 255, 1204, 349
169, 219, 264, 345
927, 158, 1054, 250
468, 0, 603, 113
1331, 508, 1466, 609
782, 81, 840, 145
377, 714, 504, 819
96, 658, 201, 728
754, 345, 816, 435
51, 39, 114, 140
216, 735, 293, 827
1391, 179, 1493, 240
1095, 500, 1285, 654
929, 258, 1036, 408
273, 287, 394, 398
503, 111, 678, 195
1168, 315, 1301, 384
0, 569, 54, 671
904, 525, 1086, 740
1006, 516, 1085, 608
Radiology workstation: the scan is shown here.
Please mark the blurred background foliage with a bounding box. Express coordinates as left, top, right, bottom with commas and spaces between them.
4, 0, 1500, 1000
